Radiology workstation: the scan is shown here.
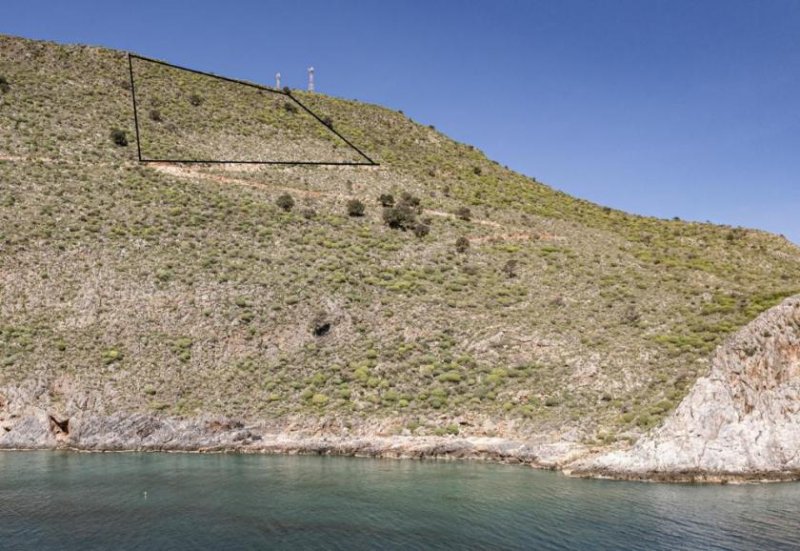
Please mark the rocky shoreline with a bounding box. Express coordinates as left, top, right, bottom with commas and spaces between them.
0, 408, 589, 470
3, 296, 799, 484
2, 409, 800, 483
2, 410, 800, 484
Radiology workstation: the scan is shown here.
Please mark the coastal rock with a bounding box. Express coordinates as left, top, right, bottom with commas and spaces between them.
572, 295, 800, 481
0, 392, 589, 467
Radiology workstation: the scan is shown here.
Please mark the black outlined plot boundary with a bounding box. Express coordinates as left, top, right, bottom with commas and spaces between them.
127, 53, 377, 166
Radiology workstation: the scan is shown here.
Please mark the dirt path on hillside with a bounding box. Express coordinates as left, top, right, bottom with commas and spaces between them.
153, 164, 563, 243
150, 163, 328, 199
1, 154, 557, 244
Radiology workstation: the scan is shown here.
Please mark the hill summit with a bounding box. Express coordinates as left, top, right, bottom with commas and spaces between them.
1, 35, 799, 479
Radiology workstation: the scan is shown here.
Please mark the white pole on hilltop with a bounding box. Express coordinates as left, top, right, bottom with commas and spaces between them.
275, 72, 281, 89
308, 66, 315, 92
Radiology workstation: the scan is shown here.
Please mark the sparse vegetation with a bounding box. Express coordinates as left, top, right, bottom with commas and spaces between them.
1, 35, 798, 442
455, 207, 471, 221
110, 129, 128, 146
383, 204, 417, 230
102, 348, 123, 365
413, 223, 430, 238
502, 259, 518, 278
346, 199, 365, 217
455, 236, 470, 253
276, 193, 295, 211
398, 192, 422, 213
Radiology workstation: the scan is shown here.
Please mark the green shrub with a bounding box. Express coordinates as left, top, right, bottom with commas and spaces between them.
378, 194, 395, 207
189, 93, 203, 106
276, 193, 295, 212
110, 129, 128, 147
438, 370, 461, 383
311, 393, 329, 406
102, 347, 123, 365
0, 75, 9, 94
346, 199, 365, 217
149, 109, 162, 122
398, 192, 422, 213
155, 268, 173, 282
455, 207, 471, 221
283, 101, 298, 114
353, 366, 370, 382
173, 337, 193, 363
636, 414, 657, 429
502, 259, 518, 278
413, 223, 430, 238
455, 236, 470, 253
429, 396, 446, 409
174, 337, 193, 349
383, 205, 416, 230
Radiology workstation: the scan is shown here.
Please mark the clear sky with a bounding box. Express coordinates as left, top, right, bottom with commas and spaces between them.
4, 1, 799, 242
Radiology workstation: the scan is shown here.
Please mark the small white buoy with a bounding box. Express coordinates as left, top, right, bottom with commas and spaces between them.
143, 491, 148, 500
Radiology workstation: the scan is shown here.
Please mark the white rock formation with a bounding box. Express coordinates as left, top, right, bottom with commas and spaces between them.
574, 295, 800, 481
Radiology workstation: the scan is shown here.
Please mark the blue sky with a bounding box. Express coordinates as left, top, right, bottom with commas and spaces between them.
4, 1, 799, 242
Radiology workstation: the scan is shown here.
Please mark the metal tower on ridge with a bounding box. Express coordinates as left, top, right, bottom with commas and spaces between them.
275, 72, 281, 89
307, 66, 315, 92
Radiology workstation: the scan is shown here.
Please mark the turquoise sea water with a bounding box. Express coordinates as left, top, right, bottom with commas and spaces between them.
1, 451, 798, 550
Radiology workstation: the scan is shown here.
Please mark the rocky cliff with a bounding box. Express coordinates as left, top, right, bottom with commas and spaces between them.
570, 295, 800, 482
0, 376, 587, 467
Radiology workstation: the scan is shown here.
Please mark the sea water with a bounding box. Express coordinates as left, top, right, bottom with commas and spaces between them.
1, 451, 798, 550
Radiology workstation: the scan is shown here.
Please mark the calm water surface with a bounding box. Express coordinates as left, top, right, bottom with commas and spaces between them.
1, 451, 798, 550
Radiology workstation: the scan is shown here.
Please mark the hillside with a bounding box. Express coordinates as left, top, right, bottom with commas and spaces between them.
1, 35, 799, 467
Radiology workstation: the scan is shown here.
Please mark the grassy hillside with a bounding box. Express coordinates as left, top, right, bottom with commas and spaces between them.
130, 55, 367, 163
1, 34, 799, 444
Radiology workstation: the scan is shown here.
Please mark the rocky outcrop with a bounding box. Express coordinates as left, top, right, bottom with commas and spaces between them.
0, 378, 588, 467
570, 295, 800, 482
0, 408, 587, 467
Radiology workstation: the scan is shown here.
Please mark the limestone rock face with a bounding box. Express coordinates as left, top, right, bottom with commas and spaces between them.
576, 295, 800, 481
0, 378, 588, 466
